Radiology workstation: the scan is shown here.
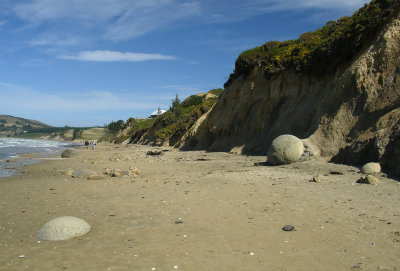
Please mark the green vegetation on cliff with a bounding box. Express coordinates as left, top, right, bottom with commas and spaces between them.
108, 89, 223, 145
226, 0, 399, 87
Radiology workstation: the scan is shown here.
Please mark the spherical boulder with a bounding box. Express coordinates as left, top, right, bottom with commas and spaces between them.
267, 135, 305, 165
37, 216, 91, 241
361, 162, 381, 174
61, 149, 79, 158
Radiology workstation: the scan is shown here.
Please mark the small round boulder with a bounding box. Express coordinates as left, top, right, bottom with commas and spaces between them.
61, 149, 79, 158
267, 135, 305, 165
37, 216, 91, 241
361, 162, 381, 174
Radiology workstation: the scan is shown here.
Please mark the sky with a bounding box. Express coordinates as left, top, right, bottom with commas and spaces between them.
0, 0, 370, 127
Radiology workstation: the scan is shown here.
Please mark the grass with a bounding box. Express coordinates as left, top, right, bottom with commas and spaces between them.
63, 128, 106, 141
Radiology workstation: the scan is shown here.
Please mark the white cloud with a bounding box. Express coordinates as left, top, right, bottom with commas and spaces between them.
29, 34, 84, 47
160, 85, 202, 93
59, 50, 175, 62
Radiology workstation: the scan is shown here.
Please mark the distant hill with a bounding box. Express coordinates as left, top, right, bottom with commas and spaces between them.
0, 115, 51, 129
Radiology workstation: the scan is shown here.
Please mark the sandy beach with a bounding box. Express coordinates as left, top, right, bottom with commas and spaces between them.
0, 143, 399, 271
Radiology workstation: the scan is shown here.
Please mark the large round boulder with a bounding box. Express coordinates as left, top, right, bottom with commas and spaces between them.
361, 162, 381, 174
37, 216, 91, 241
267, 135, 305, 165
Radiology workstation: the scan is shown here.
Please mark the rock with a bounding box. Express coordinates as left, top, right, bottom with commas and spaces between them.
267, 135, 305, 165
361, 162, 381, 174
130, 167, 140, 176
111, 170, 121, 177
87, 174, 105, 180
282, 225, 295, 231
104, 168, 113, 175
37, 216, 91, 241
60, 168, 74, 176
61, 149, 79, 158
147, 150, 163, 156
73, 169, 97, 178
309, 175, 323, 183
357, 175, 380, 185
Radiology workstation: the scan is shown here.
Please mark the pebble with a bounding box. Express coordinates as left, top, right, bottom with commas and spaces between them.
309, 175, 323, 183
282, 225, 294, 231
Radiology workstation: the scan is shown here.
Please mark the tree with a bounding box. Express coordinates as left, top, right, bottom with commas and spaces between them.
107, 120, 125, 135
170, 94, 182, 118
72, 128, 83, 140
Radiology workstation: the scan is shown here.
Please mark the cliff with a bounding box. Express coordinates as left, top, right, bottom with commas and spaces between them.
183, 0, 400, 176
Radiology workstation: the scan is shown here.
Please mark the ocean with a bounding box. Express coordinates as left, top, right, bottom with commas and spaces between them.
0, 138, 79, 177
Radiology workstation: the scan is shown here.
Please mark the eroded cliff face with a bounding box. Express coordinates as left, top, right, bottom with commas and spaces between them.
183, 14, 400, 175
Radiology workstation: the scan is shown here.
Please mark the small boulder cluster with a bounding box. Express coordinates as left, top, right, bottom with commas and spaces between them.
267, 134, 383, 185
357, 162, 381, 185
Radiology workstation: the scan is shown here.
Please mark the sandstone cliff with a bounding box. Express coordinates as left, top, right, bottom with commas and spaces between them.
183, 2, 400, 175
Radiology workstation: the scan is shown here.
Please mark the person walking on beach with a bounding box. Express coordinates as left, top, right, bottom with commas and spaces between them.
91, 140, 96, 150
85, 140, 89, 149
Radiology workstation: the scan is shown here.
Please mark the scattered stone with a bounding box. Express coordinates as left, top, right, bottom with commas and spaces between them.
104, 168, 113, 175
147, 150, 163, 156
282, 225, 295, 231
59, 168, 74, 176
377, 265, 394, 271
309, 175, 323, 183
267, 135, 305, 165
175, 220, 183, 224
357, 175, 380, 185
87, 174, 105, 180
329, 171, 344, 175
110, 156, 133, 162
361, 162, 381, 174
111, 170, 121, 177
130, 167, 140, 176
37, 216, 91, 241
73, 169, 97, 178
61, 149, 79, 158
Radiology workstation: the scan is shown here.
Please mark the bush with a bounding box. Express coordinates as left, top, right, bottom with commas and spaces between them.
226, 0, 399, 86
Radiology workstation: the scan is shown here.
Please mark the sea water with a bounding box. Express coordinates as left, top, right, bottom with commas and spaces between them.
0, 138, 79, 177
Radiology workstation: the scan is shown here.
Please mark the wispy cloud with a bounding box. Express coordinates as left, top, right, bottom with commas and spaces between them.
59, 50, 175, 62
0, 81, 156, 113
13, 0, 202, 43
10, 0, 370, 47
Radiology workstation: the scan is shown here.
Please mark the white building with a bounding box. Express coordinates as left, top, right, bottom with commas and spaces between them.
149, 108, 166, 118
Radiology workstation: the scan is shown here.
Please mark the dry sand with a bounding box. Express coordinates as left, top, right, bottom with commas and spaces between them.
0, 143, 399, 271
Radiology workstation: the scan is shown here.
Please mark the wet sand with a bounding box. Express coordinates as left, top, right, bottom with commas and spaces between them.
0, 143, 399, 271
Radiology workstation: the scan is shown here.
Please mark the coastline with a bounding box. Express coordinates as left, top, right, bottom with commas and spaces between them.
0, 138, 81, 178
0, 143, 399, 270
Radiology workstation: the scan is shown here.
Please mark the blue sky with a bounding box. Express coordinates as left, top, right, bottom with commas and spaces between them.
0, 0, 369, 127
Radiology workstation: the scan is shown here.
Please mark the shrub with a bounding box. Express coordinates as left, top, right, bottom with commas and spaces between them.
226, 0, 399, 86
